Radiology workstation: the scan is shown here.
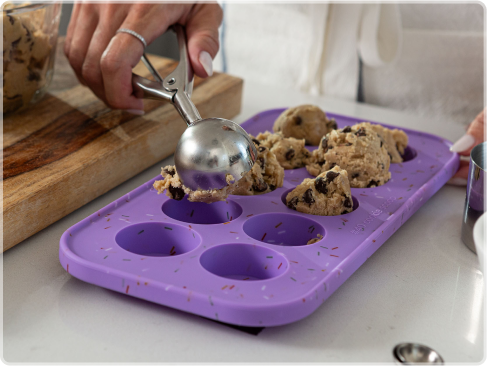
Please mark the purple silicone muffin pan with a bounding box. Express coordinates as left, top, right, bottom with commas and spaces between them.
59, 108, 460, 327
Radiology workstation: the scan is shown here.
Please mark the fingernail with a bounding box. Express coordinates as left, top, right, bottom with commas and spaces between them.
199, 51, 213, 77
447, 177, 468, 186
124, 109, 145, 115
451, 134, 475, 152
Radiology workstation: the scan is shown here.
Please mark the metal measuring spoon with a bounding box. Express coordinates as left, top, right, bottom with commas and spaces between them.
132, 25, 257, 191
393, 343, 444, 364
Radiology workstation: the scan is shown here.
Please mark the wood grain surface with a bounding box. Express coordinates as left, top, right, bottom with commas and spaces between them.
3, 39, 243, 251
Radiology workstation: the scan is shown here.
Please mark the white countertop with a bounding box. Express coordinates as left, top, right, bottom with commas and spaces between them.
4, 82, 484, 363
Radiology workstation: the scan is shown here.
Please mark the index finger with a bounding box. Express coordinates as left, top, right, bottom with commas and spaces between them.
100, 32, 145, 111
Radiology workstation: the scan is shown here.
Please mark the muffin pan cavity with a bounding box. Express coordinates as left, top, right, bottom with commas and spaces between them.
243, 213, 325, 246
60, 108, 459, 327
115, 222, 201, 257
162, 196, 243, 224
200, 243, 288, 280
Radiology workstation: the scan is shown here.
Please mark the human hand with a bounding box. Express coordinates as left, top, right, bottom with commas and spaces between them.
64, 3, 222, 114
449, 108, 486, 185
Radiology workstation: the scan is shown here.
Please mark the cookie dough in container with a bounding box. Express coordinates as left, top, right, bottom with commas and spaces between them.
3, 3, 61, 114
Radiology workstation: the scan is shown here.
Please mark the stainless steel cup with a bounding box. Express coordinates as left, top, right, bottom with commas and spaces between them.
462, 142, 486, 253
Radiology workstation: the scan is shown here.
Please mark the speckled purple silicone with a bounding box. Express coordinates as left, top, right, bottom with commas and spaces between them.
59, 109, 460, 327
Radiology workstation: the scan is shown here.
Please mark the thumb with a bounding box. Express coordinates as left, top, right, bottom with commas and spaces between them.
185, 4, 223, 78
451, 108, 485, 156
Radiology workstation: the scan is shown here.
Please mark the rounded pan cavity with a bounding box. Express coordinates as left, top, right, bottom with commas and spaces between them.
115, 222, 201, 257
280, 189, 359, 215
243, 213, 325, 247
162, 196, 242, 224
399, 146, 418, 163
200, 243, 288, 281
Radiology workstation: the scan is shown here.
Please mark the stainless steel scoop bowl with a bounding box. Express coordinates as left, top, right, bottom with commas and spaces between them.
132, 25, 257, 191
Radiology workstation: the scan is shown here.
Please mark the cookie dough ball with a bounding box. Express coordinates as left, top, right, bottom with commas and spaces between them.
355, 122, 408, 163
153, 166, 235, 203
273, 105, 337, 145
229, 144, 284, 195
3, 11, 52, 113
306, 125, 391, 188
252, 131, 311, 169
286, 166, 353, 216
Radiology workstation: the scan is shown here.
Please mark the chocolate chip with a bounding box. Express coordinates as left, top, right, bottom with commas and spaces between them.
7, 15, 14, 25
269, 184, 276, 191
341, 210, 349, 215
321, 137, 328, 152
258, 157, 265, 170
380, 140, 383, 148
252, 138, 260, 146
11, 37, 21, 48
343, 196, 352, 208
285, 149, 295, 160
258, 146, 266, 153
329, 118, 337, 130
342, 126, 352, 133
252, 179, 268, 192
314, 177, 328, 194
318, 160, 326, 167
352, 173, 360, 179
287, 196, 299, 210
367, 180, 379, 188
295, 116, 302, 125
381, 163, 385, 170
326, 171, 340, 183
303, 189, 315, 205
163, 168, 176, 176
355, 127, 366, 137
168, 185, 185, 200
27, 70, 40, 81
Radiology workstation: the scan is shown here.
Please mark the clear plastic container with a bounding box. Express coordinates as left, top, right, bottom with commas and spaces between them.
3, 3, 61, 114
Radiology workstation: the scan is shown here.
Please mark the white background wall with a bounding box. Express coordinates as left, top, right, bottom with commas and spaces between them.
363, 3, 484, 127
59, 3, 484, 127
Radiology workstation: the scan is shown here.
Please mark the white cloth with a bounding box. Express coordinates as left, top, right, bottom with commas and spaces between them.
214, 3, 402, 101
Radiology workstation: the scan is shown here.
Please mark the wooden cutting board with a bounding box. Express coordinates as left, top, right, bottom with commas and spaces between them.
3, 44, 243, 252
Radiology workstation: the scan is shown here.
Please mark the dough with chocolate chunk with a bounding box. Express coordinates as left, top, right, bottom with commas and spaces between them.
252, 131, 311, 169
3, 9, 52, 113
306, 125, 391, 188
286, 166, 353, 216
229, 144, 284, 195
354, 122, 408, 163
154, 145, 285, 202
154, 166, 235, 203
273, 105, 337, 145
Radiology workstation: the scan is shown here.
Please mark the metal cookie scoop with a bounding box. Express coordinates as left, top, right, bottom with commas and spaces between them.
132, 25, 257, 191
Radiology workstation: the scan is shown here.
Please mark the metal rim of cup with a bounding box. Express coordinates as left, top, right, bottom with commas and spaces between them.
471, 141, 486, 172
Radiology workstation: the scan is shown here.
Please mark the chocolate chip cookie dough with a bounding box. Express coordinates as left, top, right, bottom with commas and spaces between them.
229, 144, 285, 196
154, 144, 285, 202
3, 6, 53, 114
273, 105, 337, 146
354, 122, 408, 163
286, 166, 353, 216
251, 131, 311, 169
154, 166, 236, 203
306, 125, 391, 188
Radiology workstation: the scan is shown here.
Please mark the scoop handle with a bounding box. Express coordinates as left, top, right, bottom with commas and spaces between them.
131, 25, 201, 125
